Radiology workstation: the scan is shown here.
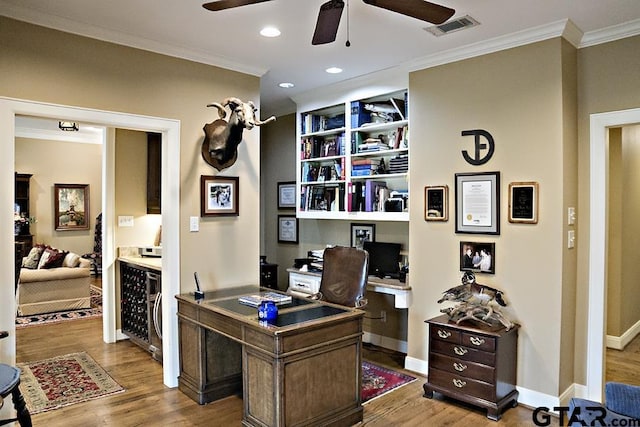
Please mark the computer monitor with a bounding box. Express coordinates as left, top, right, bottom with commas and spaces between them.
363, 241, 402, 278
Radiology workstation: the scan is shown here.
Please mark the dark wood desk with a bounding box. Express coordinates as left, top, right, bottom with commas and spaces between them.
176, 286, 364, 427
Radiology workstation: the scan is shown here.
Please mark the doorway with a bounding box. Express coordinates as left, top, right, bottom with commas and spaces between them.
0, 97, 181, 387
587, 107, 640, 402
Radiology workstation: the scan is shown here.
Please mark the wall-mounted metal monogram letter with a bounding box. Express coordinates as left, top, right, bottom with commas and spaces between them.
461, 129, 495, 166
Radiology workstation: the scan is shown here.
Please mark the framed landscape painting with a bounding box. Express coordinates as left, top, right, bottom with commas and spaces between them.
54, 183, 90, 231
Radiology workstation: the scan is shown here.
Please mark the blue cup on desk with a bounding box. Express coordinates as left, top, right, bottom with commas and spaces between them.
258, 301, 278, 322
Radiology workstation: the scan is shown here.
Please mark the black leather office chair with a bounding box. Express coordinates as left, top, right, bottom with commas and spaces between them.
312, 246, 369, 308
0, 331, 32, 427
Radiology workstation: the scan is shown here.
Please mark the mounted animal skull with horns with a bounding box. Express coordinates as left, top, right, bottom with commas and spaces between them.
201, 97, 276, 171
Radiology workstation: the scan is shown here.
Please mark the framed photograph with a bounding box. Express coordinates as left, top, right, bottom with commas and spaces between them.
277, 181, 296, 210
460, 241, 495, 274
425, 185, 448, 221
200, 175, 239, 217
455, 171, 500, 235
350, 223, 376, 249
278, 215, 298, 244
54, 183, 90, 231
509, 182, 539, 224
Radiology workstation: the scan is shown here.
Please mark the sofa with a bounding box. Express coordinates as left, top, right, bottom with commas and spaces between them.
568, 382, 640, 426
16, 245, 92, 316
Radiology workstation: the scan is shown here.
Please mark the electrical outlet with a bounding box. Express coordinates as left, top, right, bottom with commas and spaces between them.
380, 310, 387, 323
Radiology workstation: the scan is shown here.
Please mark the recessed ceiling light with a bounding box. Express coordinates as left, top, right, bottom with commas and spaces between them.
260, 26, 281, 37
325, 67, 343, 74
279, 82, 295, 88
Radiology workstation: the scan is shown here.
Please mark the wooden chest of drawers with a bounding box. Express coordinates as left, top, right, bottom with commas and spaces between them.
423, 314, 519, 421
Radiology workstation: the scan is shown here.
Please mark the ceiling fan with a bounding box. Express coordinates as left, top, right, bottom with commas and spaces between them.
202, 0, 455, 45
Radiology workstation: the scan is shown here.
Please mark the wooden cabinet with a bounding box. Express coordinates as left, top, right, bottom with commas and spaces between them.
259, 256, 278, 289
15, 173, 34, 252
297, 89, 409, 221
147, 132, 161, 214
423, 315, 519, 421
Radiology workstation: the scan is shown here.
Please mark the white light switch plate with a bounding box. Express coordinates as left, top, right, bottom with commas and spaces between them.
190, 216, 199, 232
568, 230, 575, 249
118, 215, 134, 227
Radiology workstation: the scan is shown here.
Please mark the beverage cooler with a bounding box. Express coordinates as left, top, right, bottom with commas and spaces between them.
120, 261, 163, 363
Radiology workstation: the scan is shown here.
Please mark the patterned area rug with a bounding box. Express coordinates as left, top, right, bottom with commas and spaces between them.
362, 360, 417, 403
16, 285, 102, 328
17, 352, 124, 414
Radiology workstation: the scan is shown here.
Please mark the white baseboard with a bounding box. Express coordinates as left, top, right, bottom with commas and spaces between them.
115, 329, 129, 341
363, 332, 407, 353
606, 319, 640, 350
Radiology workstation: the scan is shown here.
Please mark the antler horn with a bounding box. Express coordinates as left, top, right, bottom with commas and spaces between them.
221, 97, 244, 108
206, 102, 227, 119
255, 115, 277, 126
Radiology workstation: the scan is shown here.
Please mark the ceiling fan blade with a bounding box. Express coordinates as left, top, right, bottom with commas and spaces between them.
203, 0, 272, 12
312, 0, 345, 45
362, 0, 454, 24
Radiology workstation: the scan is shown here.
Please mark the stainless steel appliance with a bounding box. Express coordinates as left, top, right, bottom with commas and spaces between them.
147, 271, 163, 363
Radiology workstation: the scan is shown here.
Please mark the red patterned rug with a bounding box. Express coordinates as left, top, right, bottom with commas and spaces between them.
17, 352, 124, 414
362, 361, 417, 403
16, 285, 102, 328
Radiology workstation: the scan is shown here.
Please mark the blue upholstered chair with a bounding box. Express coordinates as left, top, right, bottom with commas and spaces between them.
568, 382, 640, 426
0, 331, 32, 426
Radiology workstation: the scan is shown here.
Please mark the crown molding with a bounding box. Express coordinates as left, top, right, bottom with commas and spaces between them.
0, 5, 266, 77
580, 18, 640, 48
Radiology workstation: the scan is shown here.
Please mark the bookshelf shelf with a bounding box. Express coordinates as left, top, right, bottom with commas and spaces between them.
297, 89, 409, 220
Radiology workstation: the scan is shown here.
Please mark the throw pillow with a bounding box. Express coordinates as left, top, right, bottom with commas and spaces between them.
38, 248, 67, 269
22, 244, 46, 269
62, 252, 81, 268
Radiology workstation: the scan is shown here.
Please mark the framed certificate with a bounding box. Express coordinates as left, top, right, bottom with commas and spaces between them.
425, 185, 448, 221
455, 172, 500, 235
508, 182, 538, 223
277, 181, 296, 210
278, 215, 298, 243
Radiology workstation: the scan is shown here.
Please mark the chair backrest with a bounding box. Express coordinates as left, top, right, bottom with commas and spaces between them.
319, 246, 369, 308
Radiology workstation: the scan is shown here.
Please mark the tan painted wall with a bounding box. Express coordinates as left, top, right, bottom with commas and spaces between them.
575, 34, 640, 384
1, 17, 261, 291
408, 39, 570, 396
15, 137, 102, 255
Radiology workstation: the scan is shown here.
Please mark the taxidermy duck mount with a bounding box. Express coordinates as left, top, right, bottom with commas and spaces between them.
438, 271, 516, 331
201, 97, 276, 171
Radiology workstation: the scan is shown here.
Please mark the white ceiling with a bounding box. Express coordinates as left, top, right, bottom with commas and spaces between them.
2, 0, 640, 118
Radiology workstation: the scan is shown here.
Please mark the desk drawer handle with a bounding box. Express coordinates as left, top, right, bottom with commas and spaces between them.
437, 329, 451, 339
453, 379, 467, 388
453, 362, 467, 372
470, 336, 485, 346
453, 346, 468, 356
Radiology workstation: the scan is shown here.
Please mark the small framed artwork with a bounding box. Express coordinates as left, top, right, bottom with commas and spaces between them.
425, 185, 448, 221
455, 171, 500, 235
54, 183, 90, 231
277, 181, 296, 210
460, 241, 495, 274
200, 175, 239, 217
278, 215, 299, 244
509, 182, 539, 224
350, 223, 376, 249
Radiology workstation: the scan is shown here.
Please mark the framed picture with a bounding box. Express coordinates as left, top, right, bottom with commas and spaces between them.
277, 181, 296, 210
509, 182, 539, 224
425, 185, 448, 221
54, 183, 90, 231
455, 171, 500, 235
278, 215, 298, 243
350, 223, 376, 249
200, 175, 239, 217
460, 241, 495, 274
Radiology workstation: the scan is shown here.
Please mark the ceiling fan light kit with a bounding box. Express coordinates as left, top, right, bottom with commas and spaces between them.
203, 0, 456, 45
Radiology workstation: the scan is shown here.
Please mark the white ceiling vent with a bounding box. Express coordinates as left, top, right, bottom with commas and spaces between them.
424, 15, 480, 37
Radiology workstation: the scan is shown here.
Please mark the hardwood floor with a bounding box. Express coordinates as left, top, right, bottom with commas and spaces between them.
606, 333, 640, 386
15, 316, 535, 426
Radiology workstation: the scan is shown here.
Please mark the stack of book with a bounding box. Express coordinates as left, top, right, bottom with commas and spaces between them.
351, 158, 377, 176
389, 154, 408, 174
238, 292, 292, 307
358, 138, 390, 153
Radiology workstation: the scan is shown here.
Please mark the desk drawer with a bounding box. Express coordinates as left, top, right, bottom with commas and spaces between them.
428, 368, 495, 401
430, 340, 495, 366
429, 353, 495, 384
430, 324, 461, 344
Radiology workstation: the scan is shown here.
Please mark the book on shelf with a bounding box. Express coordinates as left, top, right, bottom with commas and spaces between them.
238, 292, 292, 307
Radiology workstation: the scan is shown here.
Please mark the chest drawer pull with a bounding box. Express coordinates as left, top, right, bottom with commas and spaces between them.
437, 329, 451, 339
453, 379, 467, 388
453, 346, 468, 356
453, 362, 467, 372
470, 336, 486, 346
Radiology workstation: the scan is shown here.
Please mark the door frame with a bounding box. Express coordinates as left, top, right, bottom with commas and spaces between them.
0, 97, 181, 387
587, 107, 640, 401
